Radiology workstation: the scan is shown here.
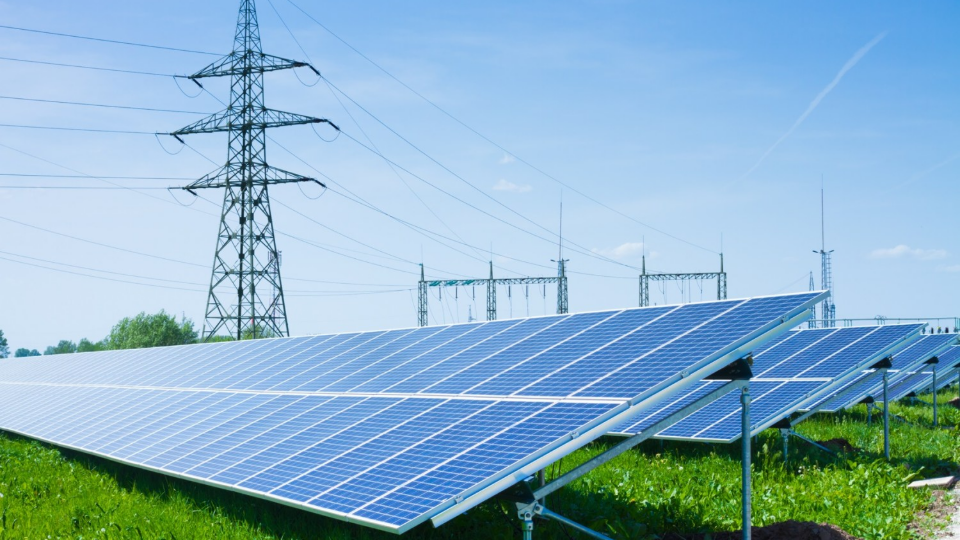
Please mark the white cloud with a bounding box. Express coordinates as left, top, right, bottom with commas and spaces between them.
593, 242, 646, 259
492, 178, 532, 193
498, 154, 516, 165
870, 245, 948, 261
938, 264, 960, 273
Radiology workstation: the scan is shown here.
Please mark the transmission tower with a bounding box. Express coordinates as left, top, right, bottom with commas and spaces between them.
807, 271, 816, 328
813, 186, 836, 328
170, 0, 336, 340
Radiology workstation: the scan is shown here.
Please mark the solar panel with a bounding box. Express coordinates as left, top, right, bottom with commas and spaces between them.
812, 334, 958, 412
614, 324, 923, 442
0, 292, 824, 534
884, 346, 960, 402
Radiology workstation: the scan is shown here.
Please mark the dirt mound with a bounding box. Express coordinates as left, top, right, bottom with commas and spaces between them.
948, 397, 960, 410
817, 438, 858, 453
663, 520, 863, 540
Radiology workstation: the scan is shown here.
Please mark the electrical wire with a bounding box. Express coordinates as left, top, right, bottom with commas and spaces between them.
0, 55, 177, 77
0, 254, 204, 293
0, 123, 157, 135
0, 173, 191, 180
0, 94, 208, 114
0, 24, 219, 55
0, 249, 205, 286
286, 0, 717, 254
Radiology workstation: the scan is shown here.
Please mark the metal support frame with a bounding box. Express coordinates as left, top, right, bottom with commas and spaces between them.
416, 261, 567, 326
883, 372, 890, 460
866, 401, 875, 427
172, 0, 331, 341
639, 254, 727, 307
932, 366, 938, 427
741, 386, 751, 540
503, 379, 748, 539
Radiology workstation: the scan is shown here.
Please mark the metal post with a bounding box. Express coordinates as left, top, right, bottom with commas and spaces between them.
741, 387, 751, 540
520, 507, 534, 540
882, 372, 890, 460
418, 264, 428, 327
537, 469, 546, 508
866, 402, 874, 427
932, 366, 938, 427
486, 261, 497, 321
780, 428, 789, 465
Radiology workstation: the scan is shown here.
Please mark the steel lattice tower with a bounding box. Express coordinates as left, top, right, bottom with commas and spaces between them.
171, 0, 334, 340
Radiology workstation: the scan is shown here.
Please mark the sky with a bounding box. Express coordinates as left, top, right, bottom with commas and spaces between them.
0, 0, 957, 352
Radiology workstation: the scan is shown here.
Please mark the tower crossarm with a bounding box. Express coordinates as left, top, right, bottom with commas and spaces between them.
186, 51, 318, 80
171, 108, 336, 136
182, 164, 325, 191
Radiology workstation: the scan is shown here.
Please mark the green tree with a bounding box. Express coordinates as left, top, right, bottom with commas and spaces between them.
14, 348, 41, 357
77, 338, 107, 353
45, 340, 78, 355
105, 311, 198, 350
0, 329, 8, 358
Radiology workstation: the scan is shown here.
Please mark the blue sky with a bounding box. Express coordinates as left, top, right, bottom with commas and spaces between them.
0, 0, 957, 351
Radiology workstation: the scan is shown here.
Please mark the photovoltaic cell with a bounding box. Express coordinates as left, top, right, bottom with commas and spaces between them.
0, 292, 824, 533
614, 324, 923, 442
813, 334, 958, 412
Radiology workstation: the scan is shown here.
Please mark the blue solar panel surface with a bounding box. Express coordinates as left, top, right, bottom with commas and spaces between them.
884, 346, 960, 402
0, 292, 823, 533
615, 324, 923, 442
813, 334, 957, 411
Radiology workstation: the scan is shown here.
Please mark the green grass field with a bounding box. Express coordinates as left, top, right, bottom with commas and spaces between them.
0, 388, 957, 540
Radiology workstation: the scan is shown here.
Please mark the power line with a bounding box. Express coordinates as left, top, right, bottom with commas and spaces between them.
0, 215, 207, 268
0, 123, 157, 135
0, 95, 208, 114
264, 0, 485, 262
0, 55, 176, 77
285, 0, 717, 255
0, 249, 205, 286
0, 254, 204, 293
0, 173, 192, 180
0, 24, 219, 55
0, 185, 174, 189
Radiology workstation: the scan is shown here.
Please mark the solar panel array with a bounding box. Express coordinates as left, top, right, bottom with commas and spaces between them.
615, 324, 924, 442
885, 346, 960, 402
813, 334, 958, 412
0, 292, 823, 533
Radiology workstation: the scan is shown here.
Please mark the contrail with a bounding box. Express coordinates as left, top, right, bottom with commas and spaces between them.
735, 31, 888, 184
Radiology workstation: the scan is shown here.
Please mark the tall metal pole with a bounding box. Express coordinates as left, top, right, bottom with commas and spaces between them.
718, 253, 727, 301
741, 386, 751, 540
882, 372, 890, 460
486, 261, 497, 321
639, 255, 650, 307
418, 264, 428, 327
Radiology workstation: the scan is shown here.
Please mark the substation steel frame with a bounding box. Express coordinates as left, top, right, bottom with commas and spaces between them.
417, 261, 568, 326
504, 378, 752, 540
639, 254, 727, 308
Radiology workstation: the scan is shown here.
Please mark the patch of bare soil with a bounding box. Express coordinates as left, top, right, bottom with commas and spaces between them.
947, 397, 960, 410
817, 438, 858, 453
661, 520, 863, 540
909, 476, 960, 539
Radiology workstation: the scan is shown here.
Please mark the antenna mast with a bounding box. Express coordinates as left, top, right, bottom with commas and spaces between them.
813, 180, 836, 328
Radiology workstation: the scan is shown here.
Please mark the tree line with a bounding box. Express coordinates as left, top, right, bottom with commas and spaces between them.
0, 311, 265, 359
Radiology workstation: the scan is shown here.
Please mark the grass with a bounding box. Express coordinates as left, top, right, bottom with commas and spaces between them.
0, 388, 957, 540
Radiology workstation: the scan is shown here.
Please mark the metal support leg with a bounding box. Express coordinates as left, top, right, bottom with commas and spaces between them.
932, 368, 938, 427
520, 507, 534, 540
866, 403, 874, 427
882, 373, 890, 460
537, 469, 546, 507
780, 428, 789, 464
741, 387, 752, 540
